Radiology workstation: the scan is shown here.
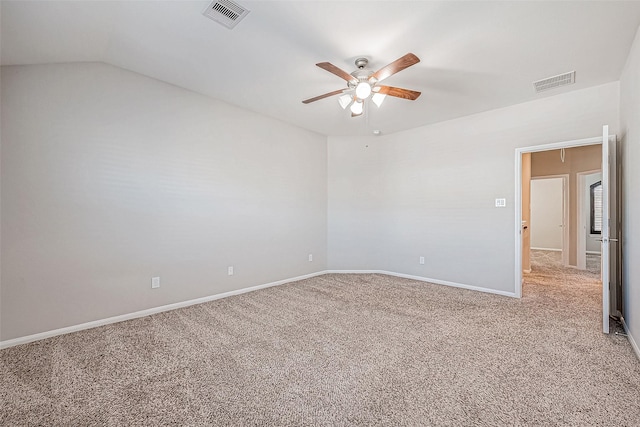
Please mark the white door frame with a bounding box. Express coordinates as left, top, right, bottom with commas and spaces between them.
514, 136, 602, 298
530, 175, 570, 266
576, 169, 602, 270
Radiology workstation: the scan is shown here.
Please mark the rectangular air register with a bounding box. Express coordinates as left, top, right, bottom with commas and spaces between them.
203, 0, 250, 29
533, 71, 575, 93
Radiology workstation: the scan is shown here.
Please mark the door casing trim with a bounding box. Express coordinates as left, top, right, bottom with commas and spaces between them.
515, 136, 602, 298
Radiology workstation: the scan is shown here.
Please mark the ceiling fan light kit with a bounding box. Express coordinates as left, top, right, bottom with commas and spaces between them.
338, 93, 353, 110
355, 81, 372, 99
372, 92, 386, 107
302, 53, 422, 118
350, 100, 364, 115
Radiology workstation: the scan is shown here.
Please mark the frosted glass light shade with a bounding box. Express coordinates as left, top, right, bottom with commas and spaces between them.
372, 93, 386, 107
355, 82, 372, 99
350, 100, 363, 115
338, 94, 353, 109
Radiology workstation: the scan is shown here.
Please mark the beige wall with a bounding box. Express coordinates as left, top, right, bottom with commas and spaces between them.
1, 63, 328, 341
620, 25, 640, 351
328, 82, 619, 293
531, 145, 602, 266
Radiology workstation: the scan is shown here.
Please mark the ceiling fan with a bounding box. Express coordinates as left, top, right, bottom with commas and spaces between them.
302, 53, 421, 117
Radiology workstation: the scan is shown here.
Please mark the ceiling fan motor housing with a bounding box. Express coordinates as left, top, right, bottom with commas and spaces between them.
349, 59, 374, 89
354, 57, 368, 69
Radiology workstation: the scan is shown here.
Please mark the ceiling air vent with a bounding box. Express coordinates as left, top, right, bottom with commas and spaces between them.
203, 0, 250, 29
533, 71, 576, 93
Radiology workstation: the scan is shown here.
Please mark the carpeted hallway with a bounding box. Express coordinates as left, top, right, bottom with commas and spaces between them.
1, 262, 639, 425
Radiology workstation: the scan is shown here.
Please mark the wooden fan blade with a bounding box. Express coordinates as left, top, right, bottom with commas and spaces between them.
316, 62, 357, 83
370, 53, 420, 83
376, 85, 421, 100
302, 89, 345, 104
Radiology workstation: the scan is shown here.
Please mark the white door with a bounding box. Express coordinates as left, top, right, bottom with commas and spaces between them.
601, 125, 616, 334
530, 178, 564, 251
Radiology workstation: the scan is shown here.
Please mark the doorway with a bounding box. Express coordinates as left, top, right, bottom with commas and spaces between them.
515, 129, 618, 334
530, 176, 569, 266
577, 170, 603, 273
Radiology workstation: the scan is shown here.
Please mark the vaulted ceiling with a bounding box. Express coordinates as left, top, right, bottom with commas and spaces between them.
2, 1, 640, 136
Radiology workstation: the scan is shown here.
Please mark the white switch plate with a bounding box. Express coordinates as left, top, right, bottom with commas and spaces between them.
308, 254, 313, 262
495, 198, 506, 207
151, 277, 160, 289
228, 266, 234, 276
419, 256, 425, 265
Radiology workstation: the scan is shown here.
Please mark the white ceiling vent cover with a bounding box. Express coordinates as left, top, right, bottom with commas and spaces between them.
203, 0, 250, 29
533, 71, 576, 93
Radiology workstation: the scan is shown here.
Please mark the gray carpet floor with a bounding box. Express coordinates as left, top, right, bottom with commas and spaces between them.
586, 253, 601, 274
1, 257, 639, 425
533, 248, 602, 274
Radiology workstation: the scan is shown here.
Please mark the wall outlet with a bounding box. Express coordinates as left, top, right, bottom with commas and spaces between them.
308, 254, 313, 262
228, 266, 234, 276
151, 276, 160, 289
419, 256, 425, 265
495, 198, 507, 207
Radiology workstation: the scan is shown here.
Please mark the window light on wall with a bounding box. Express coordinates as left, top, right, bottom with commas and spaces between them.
590, 181, 603, 234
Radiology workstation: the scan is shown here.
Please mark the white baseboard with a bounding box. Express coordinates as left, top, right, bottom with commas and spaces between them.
0, 270, 328, 350
324, 269, 381, 274
1, 270, 516, 349
325, 270, 517, 298
531, 247, 562, 252
621, 316, 640, 362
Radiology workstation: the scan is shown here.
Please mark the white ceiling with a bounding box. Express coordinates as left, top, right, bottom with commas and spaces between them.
2, 1, 640, 137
